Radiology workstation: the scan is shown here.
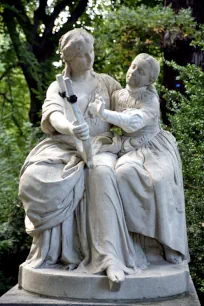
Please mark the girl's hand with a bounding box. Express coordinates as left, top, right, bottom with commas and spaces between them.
88, 94, 106, 119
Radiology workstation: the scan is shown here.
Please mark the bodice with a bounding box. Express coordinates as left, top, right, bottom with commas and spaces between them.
114, 88, 161, 150
42, 73, 121, 138
78, 78, 111, 137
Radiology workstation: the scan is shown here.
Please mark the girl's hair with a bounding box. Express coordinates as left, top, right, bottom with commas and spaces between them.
59, 28, 94, 77
136, 53, 160, 84
136, 53, 160, 99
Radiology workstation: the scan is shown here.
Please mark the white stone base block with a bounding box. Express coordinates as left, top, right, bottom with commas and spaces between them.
17, 261, 190, 301
0, 278, 201, 306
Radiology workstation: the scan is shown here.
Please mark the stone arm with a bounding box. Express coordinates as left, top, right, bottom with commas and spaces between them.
41, 81, 89, 140
88, 94, 159, 133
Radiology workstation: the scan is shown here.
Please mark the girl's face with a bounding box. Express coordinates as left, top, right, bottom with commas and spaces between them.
126, 57, 150, 88
69, 41, 94, 74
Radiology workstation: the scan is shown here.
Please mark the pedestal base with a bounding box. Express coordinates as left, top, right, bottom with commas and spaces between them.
0, 277, 200, 306
17, 261, 190, 301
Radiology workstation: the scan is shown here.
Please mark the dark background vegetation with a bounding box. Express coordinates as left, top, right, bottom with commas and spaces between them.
0, 0, 203, 300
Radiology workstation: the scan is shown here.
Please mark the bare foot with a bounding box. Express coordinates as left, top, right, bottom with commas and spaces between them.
106, 265, 125, 283
164, 245, 183, 264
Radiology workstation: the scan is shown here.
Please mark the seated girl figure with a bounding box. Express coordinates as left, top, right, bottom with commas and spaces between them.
89, 53, 189, 264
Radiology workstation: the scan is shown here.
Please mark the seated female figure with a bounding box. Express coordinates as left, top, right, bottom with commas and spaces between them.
89, 53, 189, 264
19, 29, 148, 284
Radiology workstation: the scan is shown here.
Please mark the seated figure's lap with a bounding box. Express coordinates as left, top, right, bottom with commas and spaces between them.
92, 152, 117, 169
86, 152, 118, 183
115, 151, 147, 183
115, 149, 175, 185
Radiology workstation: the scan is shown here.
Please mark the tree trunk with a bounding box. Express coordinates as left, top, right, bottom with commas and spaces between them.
2, 0, 89, 126
28, 80, 44, 127
164, 0, 204, 70
164, 0, 204, 23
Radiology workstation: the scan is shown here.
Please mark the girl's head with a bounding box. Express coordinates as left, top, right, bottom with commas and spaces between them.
126, 53, 160, 88
59, 28, 94, 76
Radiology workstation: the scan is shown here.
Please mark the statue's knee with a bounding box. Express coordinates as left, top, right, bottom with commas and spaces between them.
116, 165, 130, 182
92, 164, 114, 179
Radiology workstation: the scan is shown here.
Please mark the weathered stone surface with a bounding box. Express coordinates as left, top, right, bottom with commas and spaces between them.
16, 28, 191, 303
0, 277, 200, 306
17, 261, 189, 301
19, 30, 189, 286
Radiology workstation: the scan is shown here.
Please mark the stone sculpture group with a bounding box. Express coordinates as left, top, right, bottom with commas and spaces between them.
18, 28, 189, 298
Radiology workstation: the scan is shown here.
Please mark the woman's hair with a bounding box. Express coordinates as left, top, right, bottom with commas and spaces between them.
59, 28, 94, 62
136, 53, 160, 84
59, 28, 94, 77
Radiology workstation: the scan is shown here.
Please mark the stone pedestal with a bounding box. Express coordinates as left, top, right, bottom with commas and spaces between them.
18, 261, 189, 300
0, 277, 200, 306
1, 260, 200, 305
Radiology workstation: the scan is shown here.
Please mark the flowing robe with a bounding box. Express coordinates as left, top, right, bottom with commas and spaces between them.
113, 87, 189, 260
19, 73, 148, 272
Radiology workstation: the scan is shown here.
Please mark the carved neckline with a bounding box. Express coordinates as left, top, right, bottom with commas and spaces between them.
126, 85, 147, 97
70, 69, 96, 83
78, 73, 103, 118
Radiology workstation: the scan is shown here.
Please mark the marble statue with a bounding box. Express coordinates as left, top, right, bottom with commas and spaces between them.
19, 29, 189, 292
89, 53, 189, 265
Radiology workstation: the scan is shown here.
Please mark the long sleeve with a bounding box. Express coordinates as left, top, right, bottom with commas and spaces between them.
135, 96, 160, 126
121, 95, 160, 133
100, 109, 143, 133
118, 109, 144, 133
109, 90, 160, 133
41, 81, 65, 134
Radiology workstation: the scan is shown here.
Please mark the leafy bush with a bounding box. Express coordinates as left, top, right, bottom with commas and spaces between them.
0, 123, 43, 295
163, 62, 204, 297
0, 2, 203, 300
94, 5, 199, 85
93, 6, 204, 296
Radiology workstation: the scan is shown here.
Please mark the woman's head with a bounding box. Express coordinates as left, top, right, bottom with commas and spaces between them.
59, 28, 94, 76
126, 53, 160, 88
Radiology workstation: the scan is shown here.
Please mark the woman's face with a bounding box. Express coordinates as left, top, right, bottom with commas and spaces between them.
69, 41, 94, 74
126, 57, 150, 88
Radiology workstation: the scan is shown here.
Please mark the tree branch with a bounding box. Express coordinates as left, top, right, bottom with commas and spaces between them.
0, 65, 16, 82
7, 0, 33, 45
3, 9, 24, 65
185, 183, 203, 190
0, 87, 25, 137
49, 0, 73, 23
3, 7, 36, 90
38, 0, 88, 61
41, 0, 72, 47
0, 92, 11, 102
7, 75, 25, 137
33, 0, 48, 40
53, 0, 89, 42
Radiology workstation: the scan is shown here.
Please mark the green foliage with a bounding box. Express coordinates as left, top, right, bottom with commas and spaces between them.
93, 5, 200, 85
119, 0, 163, 7
0, 49, 44, 290
0, 34, 30, 136
0, 122, 43, 295
191, 24, 204, 51
163, 63, 204, 295
0, 0, 203, 299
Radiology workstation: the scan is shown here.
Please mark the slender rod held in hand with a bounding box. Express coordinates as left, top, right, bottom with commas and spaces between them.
56, 74, 93, 168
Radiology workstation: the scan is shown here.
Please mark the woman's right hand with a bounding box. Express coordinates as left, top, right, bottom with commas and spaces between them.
70, 122, 89, 141
49, 112, 89, 140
